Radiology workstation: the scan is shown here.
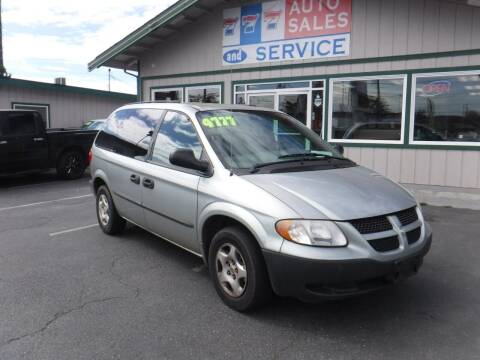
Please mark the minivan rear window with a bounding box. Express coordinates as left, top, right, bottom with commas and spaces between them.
95, 108, 163, 158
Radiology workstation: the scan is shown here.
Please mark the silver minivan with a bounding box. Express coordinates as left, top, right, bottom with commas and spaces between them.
90, 103, 432, 311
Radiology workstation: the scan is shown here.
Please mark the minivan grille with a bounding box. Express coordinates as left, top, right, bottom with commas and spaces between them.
406, 227, 421, 245
348, 207, 421, 253
350, 216, 392, 234
368, 236, 400, 252
396, 207, 419, 226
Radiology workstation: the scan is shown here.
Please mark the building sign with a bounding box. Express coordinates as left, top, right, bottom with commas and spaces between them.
222, 0, 351, 66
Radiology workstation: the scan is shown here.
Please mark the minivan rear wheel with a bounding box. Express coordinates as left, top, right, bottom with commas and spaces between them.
96, 185, 126, 235
208, 226, 272, 311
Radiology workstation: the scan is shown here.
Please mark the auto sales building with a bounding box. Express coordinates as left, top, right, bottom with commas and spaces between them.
89, 0, 480, 200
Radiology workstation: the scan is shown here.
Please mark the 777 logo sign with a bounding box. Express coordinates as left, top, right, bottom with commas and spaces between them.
223, 17, 238, 36
264, 10, 282, 30
242, 14, 259, 33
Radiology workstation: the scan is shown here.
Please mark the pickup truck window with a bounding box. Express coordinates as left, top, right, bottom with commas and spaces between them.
0, 115, 7, 136
4, 112, 37, 136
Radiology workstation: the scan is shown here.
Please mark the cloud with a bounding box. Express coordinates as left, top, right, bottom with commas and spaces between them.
2, 0, 179, 93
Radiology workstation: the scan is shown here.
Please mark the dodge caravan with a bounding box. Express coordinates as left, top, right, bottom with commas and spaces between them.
90, 103, 432, 311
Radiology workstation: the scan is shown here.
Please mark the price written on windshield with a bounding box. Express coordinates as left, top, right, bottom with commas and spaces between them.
202, 116, 238, 128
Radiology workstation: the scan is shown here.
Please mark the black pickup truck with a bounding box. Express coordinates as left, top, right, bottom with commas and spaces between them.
0, 110, 97, 179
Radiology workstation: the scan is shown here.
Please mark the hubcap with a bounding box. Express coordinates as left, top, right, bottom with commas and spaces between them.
98, 194, 110, 227
215, 243, 247, 298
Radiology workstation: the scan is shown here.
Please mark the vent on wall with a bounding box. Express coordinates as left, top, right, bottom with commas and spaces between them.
54, 77, 66, 85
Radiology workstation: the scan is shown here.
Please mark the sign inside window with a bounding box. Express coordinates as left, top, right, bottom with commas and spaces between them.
222, 0, 351, 65
421, 80, 452, 97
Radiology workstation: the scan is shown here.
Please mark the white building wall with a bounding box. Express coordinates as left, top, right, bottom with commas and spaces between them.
344, 148, 480, 189
0, 84, 134, 128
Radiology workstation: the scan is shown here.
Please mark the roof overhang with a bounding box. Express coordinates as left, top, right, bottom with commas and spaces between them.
89, 0, 480, 72
88, 0, 223, 72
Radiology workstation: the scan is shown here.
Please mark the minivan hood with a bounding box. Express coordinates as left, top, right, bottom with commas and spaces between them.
242, 166, 416, 220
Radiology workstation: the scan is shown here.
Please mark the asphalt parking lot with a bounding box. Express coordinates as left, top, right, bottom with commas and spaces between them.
0, 173, 479, 360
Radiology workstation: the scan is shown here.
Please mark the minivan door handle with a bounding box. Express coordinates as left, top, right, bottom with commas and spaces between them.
142, 178, 154, 189
130, 174, 141, 185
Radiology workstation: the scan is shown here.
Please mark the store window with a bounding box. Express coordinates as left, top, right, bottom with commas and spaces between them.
12, 103, 50, 128
186, 86, 221, 103
411, 72, 480, 144
329, 76, 406, 143
152, 88, 183, 102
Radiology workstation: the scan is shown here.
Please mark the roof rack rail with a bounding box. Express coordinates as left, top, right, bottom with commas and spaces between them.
124, 100, 185, 105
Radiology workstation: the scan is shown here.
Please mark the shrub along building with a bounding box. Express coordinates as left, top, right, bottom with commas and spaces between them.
0, 77, 136, 128
89, 0, 480, 199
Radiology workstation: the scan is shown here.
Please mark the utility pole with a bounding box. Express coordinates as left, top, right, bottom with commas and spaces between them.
0, 0, 10, 78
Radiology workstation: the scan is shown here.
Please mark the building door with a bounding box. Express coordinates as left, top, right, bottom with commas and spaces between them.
235, 80, 325, 136
247, 94, 276, 109
278, 93, 309, 126
248, 92, 310, 127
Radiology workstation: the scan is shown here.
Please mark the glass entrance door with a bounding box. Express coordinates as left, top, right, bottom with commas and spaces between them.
278, 93, 308, 125
248, 94, 276, 109
235, 80, 325, 136
248, 92, 309, 125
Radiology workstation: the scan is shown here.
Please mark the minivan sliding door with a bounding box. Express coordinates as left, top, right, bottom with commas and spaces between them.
142, 111, 203, 254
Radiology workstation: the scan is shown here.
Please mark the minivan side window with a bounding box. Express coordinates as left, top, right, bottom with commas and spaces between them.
95, 108, 164, 159
151, 111, 203, 166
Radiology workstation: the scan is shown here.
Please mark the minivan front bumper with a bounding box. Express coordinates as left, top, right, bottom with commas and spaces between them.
262, 232, 432, 302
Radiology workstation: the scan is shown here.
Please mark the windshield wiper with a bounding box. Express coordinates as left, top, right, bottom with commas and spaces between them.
250, 153, 353, 173
278, 152, 346, 161
250, 159, 310, 173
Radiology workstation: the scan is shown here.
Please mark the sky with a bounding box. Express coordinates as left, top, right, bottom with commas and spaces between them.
2, 0, 179, 94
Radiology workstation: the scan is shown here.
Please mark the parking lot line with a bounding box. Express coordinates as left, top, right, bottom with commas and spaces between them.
0, 194, 92, 212
49, 224, 98, 237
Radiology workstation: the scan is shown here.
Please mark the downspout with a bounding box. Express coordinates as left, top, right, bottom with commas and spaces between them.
124, 60, 141, 102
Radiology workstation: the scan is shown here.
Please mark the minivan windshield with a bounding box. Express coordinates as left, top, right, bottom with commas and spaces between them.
196, 110, 353, 173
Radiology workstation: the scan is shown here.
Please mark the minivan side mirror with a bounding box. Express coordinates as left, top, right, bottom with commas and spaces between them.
169, 148, 210, 173
334, 144, 345, 155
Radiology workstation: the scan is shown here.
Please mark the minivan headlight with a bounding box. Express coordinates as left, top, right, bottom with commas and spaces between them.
275, 220, 347, 247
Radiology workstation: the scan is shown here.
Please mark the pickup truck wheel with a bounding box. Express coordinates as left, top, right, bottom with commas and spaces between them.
208, 226, 272, 312
57, 150, 86, 180
96, 185, 126, 235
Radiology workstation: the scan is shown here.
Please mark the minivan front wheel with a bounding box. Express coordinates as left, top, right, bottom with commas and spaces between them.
96, 185, 126, 235
209, 226, 272, 311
